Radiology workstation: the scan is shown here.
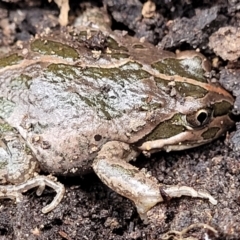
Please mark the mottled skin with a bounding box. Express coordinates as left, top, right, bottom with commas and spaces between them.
0, 23, 235, 220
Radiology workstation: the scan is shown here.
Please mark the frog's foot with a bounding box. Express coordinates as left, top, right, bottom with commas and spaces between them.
0, 176, 65, 213
162, 185, 217, 205
93, 141, 217, 223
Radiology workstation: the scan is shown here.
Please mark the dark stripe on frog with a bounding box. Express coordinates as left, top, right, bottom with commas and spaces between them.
213, 100, 232, 117
0, 54, 23, 69
154, 77, 208, 98
31, 39, 79, 60
151, 57, 207, 83
144, 114, 186, 141
201, 127, 219, 139
46, 62, 151, 120
0, 97, 15, 119
10, 74, 32, 90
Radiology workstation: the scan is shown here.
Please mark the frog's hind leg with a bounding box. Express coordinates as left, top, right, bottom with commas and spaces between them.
0, 118, 65, 213
93, 141, 217, 222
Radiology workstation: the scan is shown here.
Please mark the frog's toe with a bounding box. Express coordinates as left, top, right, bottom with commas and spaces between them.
162, 185, 217, 205
35, 180, 47, 196
0, 176, 65, 213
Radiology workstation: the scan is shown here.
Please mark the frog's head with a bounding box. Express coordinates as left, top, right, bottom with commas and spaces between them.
138, 53, 235, 153
139, 83, 234, 153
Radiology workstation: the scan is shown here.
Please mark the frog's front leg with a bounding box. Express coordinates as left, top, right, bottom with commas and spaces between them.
0, 175, 65, 213
93, 141, 217, 222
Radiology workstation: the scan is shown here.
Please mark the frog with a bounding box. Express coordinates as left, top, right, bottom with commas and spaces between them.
0, 8, 235, 222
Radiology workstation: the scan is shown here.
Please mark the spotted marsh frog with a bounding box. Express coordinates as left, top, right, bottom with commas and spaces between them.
0, 21, 234, 221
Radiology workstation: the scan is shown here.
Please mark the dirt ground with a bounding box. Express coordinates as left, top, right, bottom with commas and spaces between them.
0, 0, 240, 239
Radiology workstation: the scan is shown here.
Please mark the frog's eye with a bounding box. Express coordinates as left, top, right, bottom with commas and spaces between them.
186, 109, 212, 128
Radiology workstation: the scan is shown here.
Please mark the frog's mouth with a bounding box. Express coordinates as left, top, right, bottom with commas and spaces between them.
138, 114, 235, 154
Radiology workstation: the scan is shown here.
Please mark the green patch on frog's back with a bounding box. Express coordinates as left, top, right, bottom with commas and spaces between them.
10, 74, 32, 90
78, 94, 123, 120
0, 98, 15, 119
174, 81, 208, 98
0, 54, 23, 69
45, 62, 155, 120
0, 121, 14, 133
46, 64, 81, 82
106, 36, 129, 52
152, 57, 207, 83
154, 75, 207, 98
31, 39, 79, 60
46, 61, 151, 85
82, 62, 150, 81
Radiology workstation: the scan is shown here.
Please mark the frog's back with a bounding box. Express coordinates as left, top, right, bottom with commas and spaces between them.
0, 30, 175, 175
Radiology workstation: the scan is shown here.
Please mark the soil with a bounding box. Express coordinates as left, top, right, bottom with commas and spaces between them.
0, 0, 240, 239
